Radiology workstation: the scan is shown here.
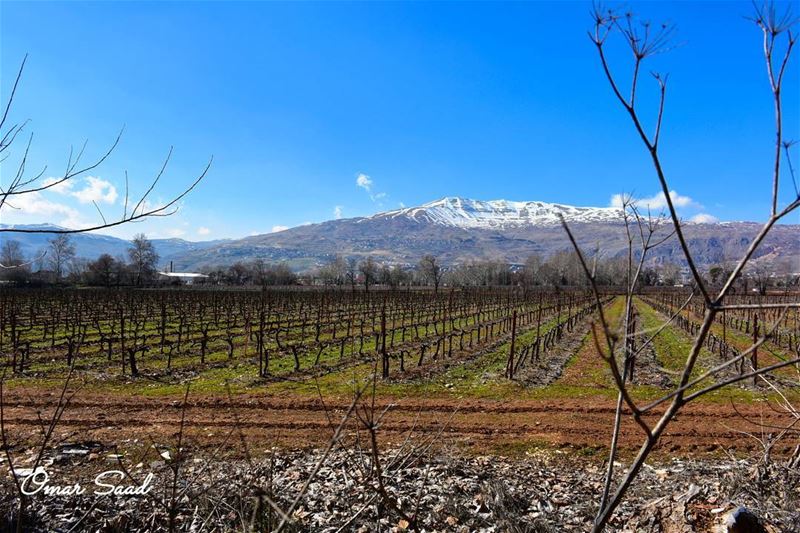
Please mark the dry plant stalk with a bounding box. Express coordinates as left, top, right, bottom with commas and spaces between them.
559, 2, 800, 531
0, 363, 81, 533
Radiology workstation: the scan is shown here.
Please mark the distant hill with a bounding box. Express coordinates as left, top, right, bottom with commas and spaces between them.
168, 197, 800, 272
3, 198, 798, 272
0, 224, 225, 268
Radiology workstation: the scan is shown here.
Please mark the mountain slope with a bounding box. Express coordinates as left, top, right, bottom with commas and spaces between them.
4, 198, 798, 272
0, 224, 225, 266
374, 197, 624, 228
168, 197, 800, 271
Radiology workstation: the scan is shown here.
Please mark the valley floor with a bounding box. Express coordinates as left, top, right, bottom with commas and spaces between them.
2, 289, 799, 531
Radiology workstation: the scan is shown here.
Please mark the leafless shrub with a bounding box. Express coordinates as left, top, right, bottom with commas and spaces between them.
562, 2, 800, 531
0, 364, 81, 533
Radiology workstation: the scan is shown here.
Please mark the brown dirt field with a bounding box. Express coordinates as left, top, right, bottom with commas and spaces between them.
2, 388, 796, 459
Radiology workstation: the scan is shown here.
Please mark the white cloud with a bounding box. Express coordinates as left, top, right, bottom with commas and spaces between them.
71, 177, 118, 205
399, 202, 406, 208
7, 191, 77, 218
1, 190, 93, 229
41, 177, 75, 195
609, 190, 719, 223
197, 226, 211, 236
610, 190, 696, 211
689, 213, 718, 223
271, 225, 289, 233
609, 194, 628, 208
333, 206, 343, 219
356, 173, 373, 191
42, 176, 118, 205
355, 172, 389, 206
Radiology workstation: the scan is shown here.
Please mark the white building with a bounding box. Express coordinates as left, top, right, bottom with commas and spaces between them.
157, 272, 209, 285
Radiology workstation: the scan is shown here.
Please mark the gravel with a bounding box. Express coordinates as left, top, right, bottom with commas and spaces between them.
2, 440, 798, 532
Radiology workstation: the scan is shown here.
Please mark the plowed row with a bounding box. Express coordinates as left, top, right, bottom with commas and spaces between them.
2, 389, 796, 457
3, 294, 798, 459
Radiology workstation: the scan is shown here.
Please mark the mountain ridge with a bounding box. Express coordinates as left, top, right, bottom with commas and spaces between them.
372, 196, 625, 228
2, 198, 798, 272
0, 224, 226, 266
167, 197, 798, 272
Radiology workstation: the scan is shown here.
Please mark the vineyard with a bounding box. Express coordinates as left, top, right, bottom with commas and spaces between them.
0, 288, 606, 388
1, 286, 800, 532
0, 287, 798, 449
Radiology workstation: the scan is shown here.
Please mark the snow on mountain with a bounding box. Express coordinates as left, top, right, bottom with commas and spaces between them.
371, 197, 624, 228
146, 196, 798, 272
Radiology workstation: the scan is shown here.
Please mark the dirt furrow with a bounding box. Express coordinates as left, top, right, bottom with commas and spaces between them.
2, 390, 795, 455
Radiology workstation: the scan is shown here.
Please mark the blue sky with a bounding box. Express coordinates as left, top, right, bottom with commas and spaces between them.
1, 1, 798, 240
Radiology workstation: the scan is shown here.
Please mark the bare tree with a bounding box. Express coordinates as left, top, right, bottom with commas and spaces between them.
359, 257, 378, 292
319, 255, 348, 285
128, 233, 159, 286
0, 56, 210, 245
748, 262, 772, 296
86, 253, 118, 287
562, 4, 800, 531
345, 257, 359, 293
227, 261, 250, 286
521, 254, 544, 291
0, 240, 29, 282
0, 240, 25, 269
418, 254, 443, 293
659, 262, 681, 286
68, 257, 89, 280
708, 264, 725, 286
45, 234, 76, 282
379, 263, 408, 289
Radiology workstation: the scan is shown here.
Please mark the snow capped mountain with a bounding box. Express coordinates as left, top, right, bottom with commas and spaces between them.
371, 197, 624, 228
10, 198, 799, 273
150, 195, 798, 271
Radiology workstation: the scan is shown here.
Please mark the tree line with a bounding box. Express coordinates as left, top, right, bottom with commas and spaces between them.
0, 234, 159, 286
1, 235, 795, 292
312, 252, 677, 291
312, 252, 796, 292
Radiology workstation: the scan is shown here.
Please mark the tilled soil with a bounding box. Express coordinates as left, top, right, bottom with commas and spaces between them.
636, 299, 740, 384
514, 315, 593, 387
2, 389, 797, 457
627, 304, 676, 389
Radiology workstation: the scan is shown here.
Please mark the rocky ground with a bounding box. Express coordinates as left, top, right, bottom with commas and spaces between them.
2, 439, 799, 532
